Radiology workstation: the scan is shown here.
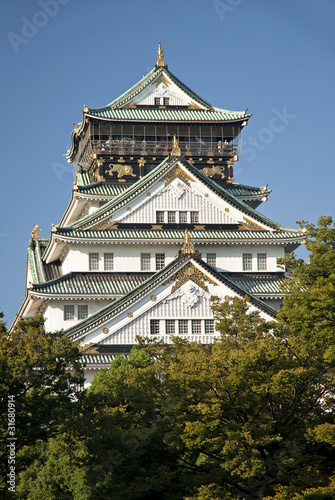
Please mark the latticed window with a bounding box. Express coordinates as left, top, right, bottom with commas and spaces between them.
179, 211, 188, 223
179, 320, 188, 334
64, 305, 75, 321
207, 253, 216, 267
190, 211, 199, 223
141, 253, 151, 271
243, 253, 253, 271
78, 305, 88, 320
166, 320, 175, 335
205, 319, 214, 334
154, 97, 161, 106
150, 319, 160, 335
257, 253, 267, 271
155, 253, 165, 270
167, 211, 176, 223
163, 97, 170, 106
156, 211, 165, 223
192, 320, 202, 334
89, 253, 99, 271
104, 253, 114, 271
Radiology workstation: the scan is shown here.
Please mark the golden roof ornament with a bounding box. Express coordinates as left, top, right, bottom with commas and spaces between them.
171, 134, 181, 156
156, 42, 165, 67
31, 224, 41, 239
182, 229, 194, 255
83, 105, 89, 112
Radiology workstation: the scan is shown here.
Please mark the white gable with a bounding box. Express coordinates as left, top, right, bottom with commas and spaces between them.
125, 72, 206, 109
77, 260, 275, 348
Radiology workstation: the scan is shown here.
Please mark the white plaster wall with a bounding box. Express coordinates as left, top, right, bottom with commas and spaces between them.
44, 300, 110, 333
59, 242, 285, 273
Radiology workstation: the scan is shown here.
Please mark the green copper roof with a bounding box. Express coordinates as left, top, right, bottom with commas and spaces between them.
56, 228, 302, 242
85, 66, 249, 123
223, 273, 286, 296
63, 157, 300, 234
64, 254, 277, 340
86, 107, 248, 123
31, 273, 152, 296
77, 183, 128, 196
80, 354, 117, 365
28, 238, 60, 284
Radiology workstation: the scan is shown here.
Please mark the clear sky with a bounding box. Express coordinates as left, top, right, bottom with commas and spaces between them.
1, 0, 334, 325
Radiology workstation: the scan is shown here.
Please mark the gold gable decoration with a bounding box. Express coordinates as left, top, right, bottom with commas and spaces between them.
90, 219, 119, 231
182, 229, 194, 255
79, 343, 99, 354
240, 217, 266, 231
164, 262, 218, 293
162, 164, 192, 187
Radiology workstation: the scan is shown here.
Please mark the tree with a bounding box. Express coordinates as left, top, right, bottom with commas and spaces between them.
0, 315, 83, 497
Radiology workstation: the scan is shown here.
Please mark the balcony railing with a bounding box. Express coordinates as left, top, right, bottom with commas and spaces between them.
91, 139, 238, 157
74, 136, 241, 172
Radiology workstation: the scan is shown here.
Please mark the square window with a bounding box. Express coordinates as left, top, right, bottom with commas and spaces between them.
89, 253, 99, 271
257, 253, 267, 271
167, 211, 176, 223
179, 320, 188, 334
155, 253, 165, 270
156, 211, 165, 223
190, 211, 199, 223
154, 97, 161, 106
207, 253, 216, 267
141, 253, 151, 271
192, 320, 202, 334
104, 253, 114, 271
205, 319, 214, 334
243, 253, 253, 271
166, 320, 175, 335
179, 211, 188, 223
150, 319, 160, 335
64, 305, 75, 321
78, 305, 88, 320
163, 97, 170, 106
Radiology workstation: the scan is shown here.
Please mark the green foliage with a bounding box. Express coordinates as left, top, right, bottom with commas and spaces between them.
0, 315, 83, 497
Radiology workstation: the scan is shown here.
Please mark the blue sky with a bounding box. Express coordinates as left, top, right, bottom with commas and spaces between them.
1, 0, 334, 325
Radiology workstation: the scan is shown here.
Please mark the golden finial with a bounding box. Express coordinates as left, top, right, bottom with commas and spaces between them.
84, 105, 89, 112
182, 229, 194, 255
156, 42, 165, 67
171, 134, 181, 156
31, 224, 41, 239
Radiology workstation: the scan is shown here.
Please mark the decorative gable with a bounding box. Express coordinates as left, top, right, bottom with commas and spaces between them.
122, 71, 207, 109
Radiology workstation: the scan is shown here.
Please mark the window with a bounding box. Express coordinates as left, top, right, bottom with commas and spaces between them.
155, 253, 165, 270
179, 320, 188, 334
78, 305, 88, 320
192, 320, 202, 334
154, 97, 161, 106
150, 319, 160, 335
243, 253, 253, 271
207, 253, 216, 267
205, 319, 214, 334
179, 211, 188, 223
64, 305, 75, 321
257, 253, 267, 271
141, 253, 151, 271
166, 320, 175, 334
163, 97, 170, 106
156, 211, 165, 223
104, 253, 114, 271
167, 211, 176, 223
89, 253, 99, 271
190, 211, 199, 223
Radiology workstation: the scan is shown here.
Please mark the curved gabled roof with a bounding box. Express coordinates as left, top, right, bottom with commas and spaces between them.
59, 157, 300, 234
